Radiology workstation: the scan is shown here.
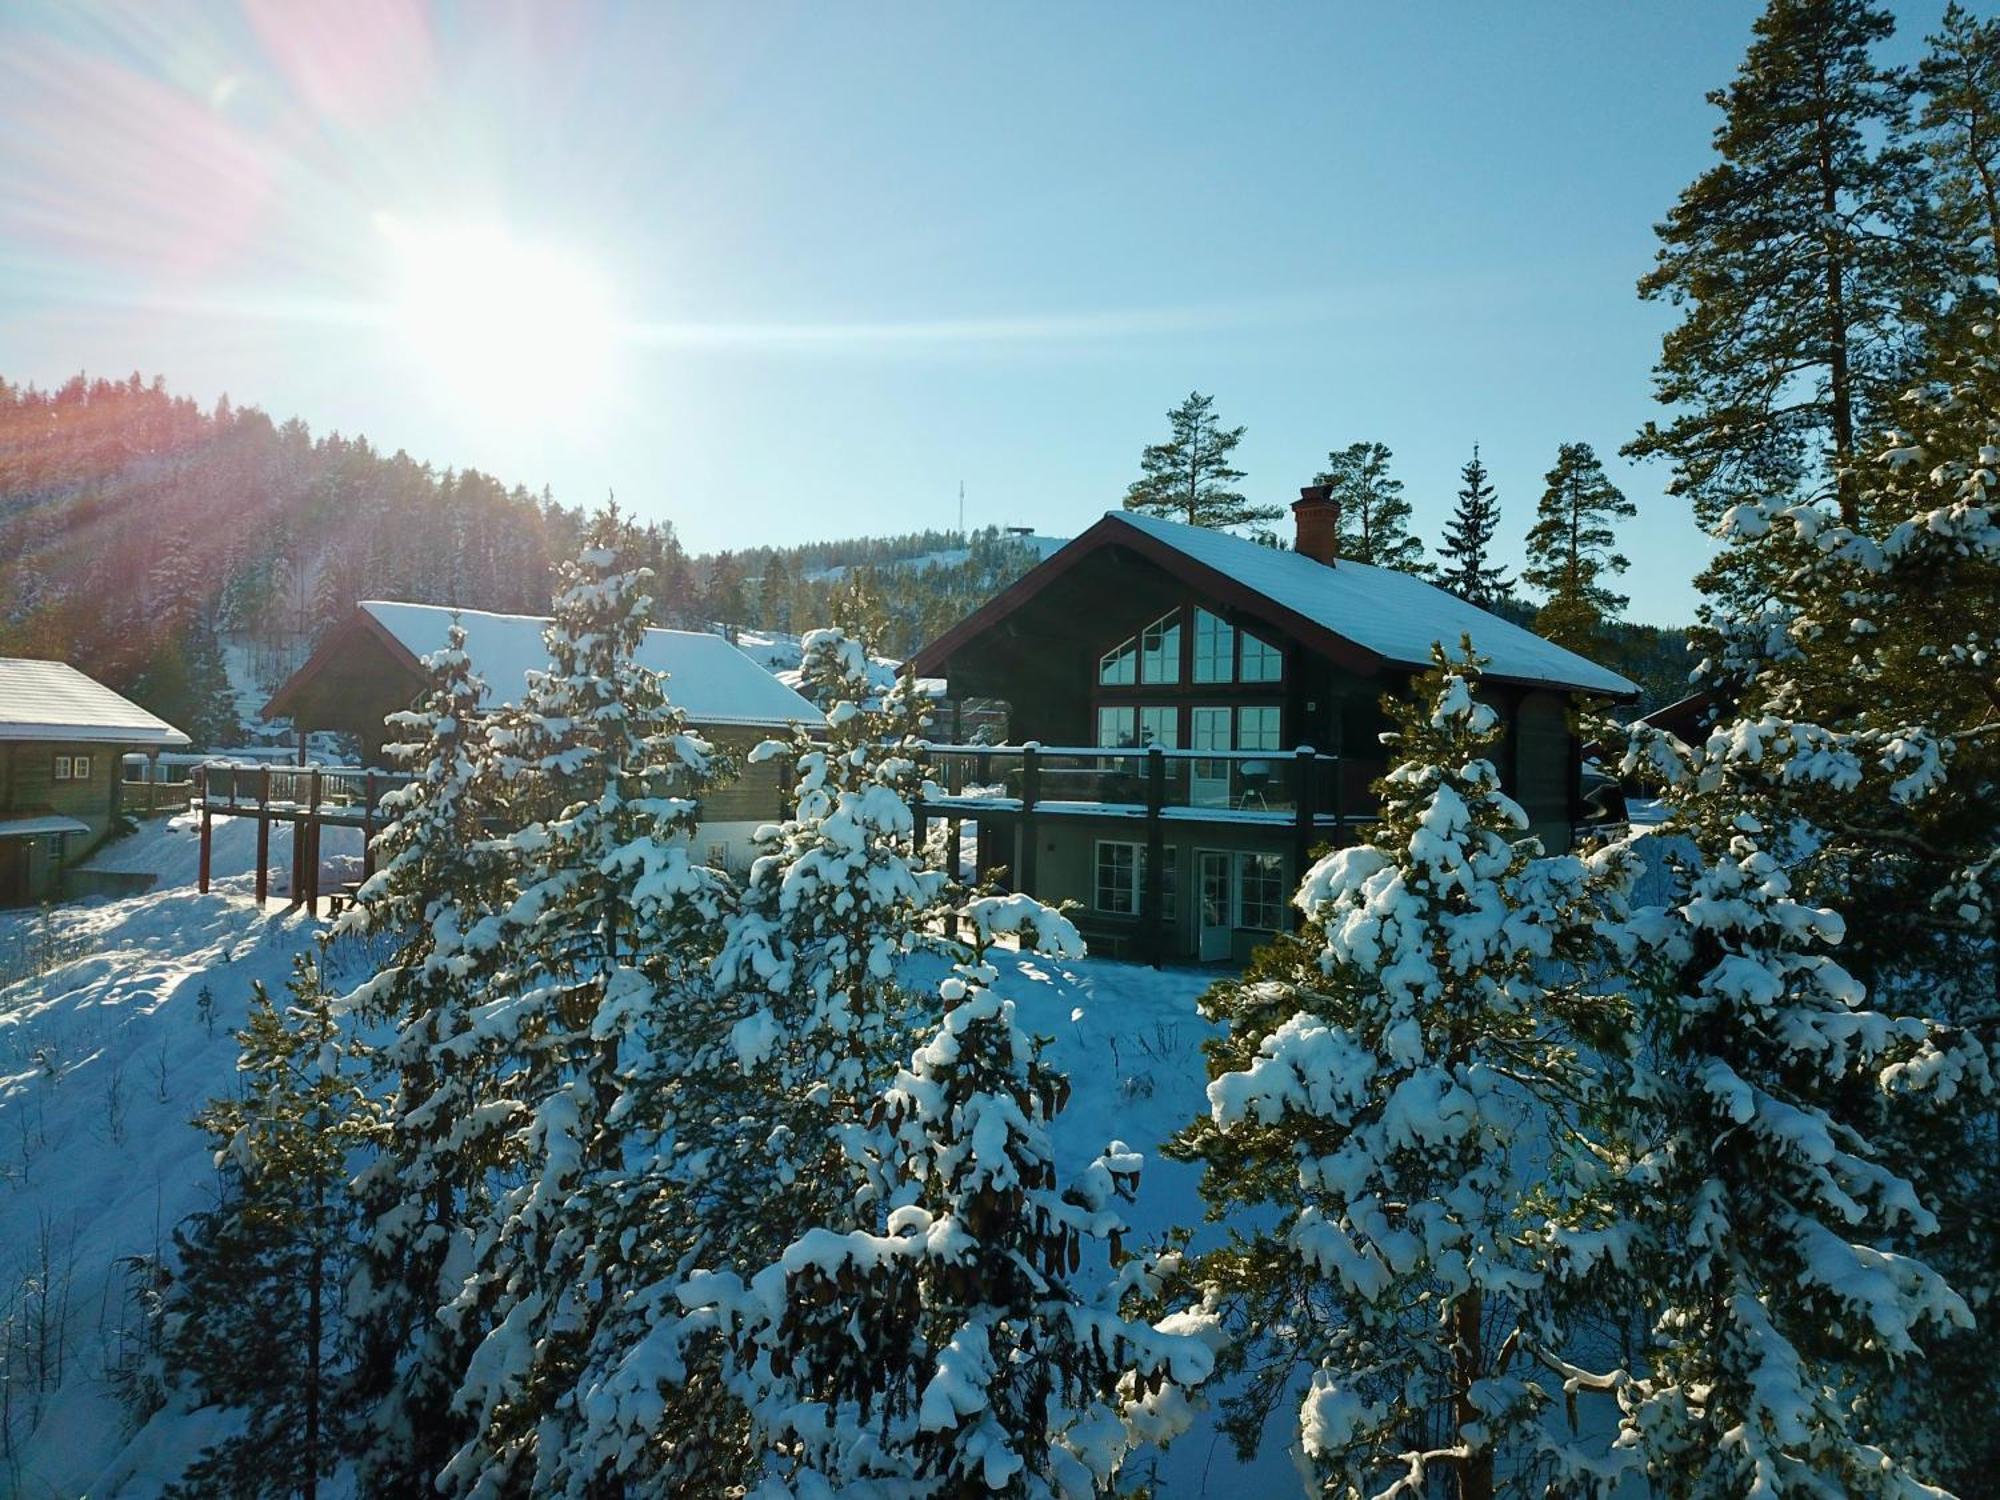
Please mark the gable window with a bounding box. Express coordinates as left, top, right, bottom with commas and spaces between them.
1192, 608, 1235, 683
1099, 637, 1137, 686
1097, 706, 1138, 747
1240, 629, 1283, 683
1139, 610, 1181, 685
53, 755, 72, 781
1094, 840, 1178, 917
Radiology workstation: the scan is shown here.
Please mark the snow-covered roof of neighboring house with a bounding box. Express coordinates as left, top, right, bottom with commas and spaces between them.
914, 511, 1638, 698
0, 814, 93, 840
355, 602, 824, 728
0, 659, 193, 747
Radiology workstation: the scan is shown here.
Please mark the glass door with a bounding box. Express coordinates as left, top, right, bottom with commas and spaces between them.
1190, 706, 1232, 808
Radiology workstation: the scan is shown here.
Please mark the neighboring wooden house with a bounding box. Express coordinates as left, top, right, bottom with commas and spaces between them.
909, 489, 1637, 963
0, 659, 191, 905
262, 602, 824, 870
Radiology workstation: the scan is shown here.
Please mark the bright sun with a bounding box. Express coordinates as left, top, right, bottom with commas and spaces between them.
379, 216, 618, 428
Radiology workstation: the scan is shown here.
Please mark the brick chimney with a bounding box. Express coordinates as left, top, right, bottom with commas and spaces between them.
1292, 483, 1340, 566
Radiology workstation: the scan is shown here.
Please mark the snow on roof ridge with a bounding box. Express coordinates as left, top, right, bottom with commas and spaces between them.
0, 658, 193, 745
357, 601, 824, 727
1104, 510, 1637, 697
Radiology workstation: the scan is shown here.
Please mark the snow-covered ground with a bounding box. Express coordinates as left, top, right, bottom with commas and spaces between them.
0, 822, 1294, 1496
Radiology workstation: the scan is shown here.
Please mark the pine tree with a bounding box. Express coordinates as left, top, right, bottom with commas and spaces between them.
162, 957, 367, 1500
336, 620, 512, 1496
1123, 391, 1275, 531
1438, 445, 1512, 608
442, 507, 737, 1497
1313, 440, 1428, 572
1916, 4, 2000, 300
1171, 645, 1638, 1499
1522, 441, 1638, 654
1626, 0, 1945, 603
756, 551, 796, 632
1608, 323, 2000, 1492
671, 909, 1218, 1497
1580, 716, 1979, 1497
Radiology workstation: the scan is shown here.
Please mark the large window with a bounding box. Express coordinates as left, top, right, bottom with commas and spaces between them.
1099, 637, 1137, 686
1097, 705, 1138, 747
1236, 705, 1282, 752
1094, 840, 1178, 916
1192, 608, 1235, 683
1240, 630, 1283, 683
1139, 610, 1181, 685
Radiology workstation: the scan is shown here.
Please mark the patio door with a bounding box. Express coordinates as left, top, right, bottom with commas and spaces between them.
1190, 707, 1232, 809
1197, 850, 1233, 961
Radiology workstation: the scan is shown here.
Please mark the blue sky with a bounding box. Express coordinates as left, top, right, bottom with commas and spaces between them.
0, 2, 1958, 624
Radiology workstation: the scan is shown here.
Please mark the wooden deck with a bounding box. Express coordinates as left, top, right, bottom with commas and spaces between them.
192, 763, 411, 912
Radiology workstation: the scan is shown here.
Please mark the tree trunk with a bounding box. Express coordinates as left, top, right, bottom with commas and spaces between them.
306, 1205, 322, 1500
1451, 1289, 1492, 1500
1815, 67, 1859, 526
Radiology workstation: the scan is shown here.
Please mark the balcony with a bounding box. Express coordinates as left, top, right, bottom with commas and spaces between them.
911, 742, 1366, 833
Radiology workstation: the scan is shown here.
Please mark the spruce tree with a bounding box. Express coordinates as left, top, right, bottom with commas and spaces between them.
1438, 445, 1512, 608
441, 507, 737, 1497
1626, 0, 1944, 603
336, 620, 511, 1496
162, 957, 367, 1500
671, 912, 1218, 1497
1521, 441, 1637, 654
1313, 440, 1428, 572
1172, 645, 1638, 1499
1123, 391, 1275, 531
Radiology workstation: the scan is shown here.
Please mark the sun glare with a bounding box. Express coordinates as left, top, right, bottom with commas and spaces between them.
379, 217, 618, 428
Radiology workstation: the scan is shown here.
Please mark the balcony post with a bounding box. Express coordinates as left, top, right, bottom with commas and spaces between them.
362, 770, 377, 880
1018, 742, 1040, 895
306, 769, 323, 917
1292, 745, 1316, 931
1144, 744, 1166, 967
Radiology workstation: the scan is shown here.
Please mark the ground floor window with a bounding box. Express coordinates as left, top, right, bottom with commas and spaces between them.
1093, 839, 1178, 916
1198, 849, 1289, 938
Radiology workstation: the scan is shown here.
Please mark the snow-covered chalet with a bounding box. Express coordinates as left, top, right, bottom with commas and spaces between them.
263, 602, 824, 869
908, 488, 1637, 964
0, 658, 191, 905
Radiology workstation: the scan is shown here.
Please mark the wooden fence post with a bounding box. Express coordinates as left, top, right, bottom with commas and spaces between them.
305, 770, 322, 917
1018, 743, 1040, 896
362, 771, 377, 880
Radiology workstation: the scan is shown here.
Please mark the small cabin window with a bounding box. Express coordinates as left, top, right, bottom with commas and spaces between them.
1192, 608, 1235, 683
1140, 610, 1181, 685
1099, 638, 1137, 686
72, 755, 92, 781
1240, 630, 1283, 683
53, 755, 72, 781
1094, 840, 1176, 916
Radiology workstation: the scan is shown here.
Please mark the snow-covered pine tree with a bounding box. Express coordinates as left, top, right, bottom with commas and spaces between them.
1594, 324, 2000, 1493
1314, 440, 1428, 572
1522, 441, 1636, 655
669, 898, 1218, 1498
1171, 644, 1640, 1499
1438, 445, 1513, 608
334, 619, 513, 1495
1123, 391, 1277, 532
162, 956, 368, 1500
1577, 713, 1979, 1498
441, 507, 736, 1498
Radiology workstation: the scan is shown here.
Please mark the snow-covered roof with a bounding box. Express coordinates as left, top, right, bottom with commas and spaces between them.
357, 602, 824, 728
1105, 512, 1637, 696
0, 814, 92, 839
0, 659, 192, 747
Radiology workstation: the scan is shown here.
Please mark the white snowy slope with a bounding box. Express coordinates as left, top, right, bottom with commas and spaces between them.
0, 824, 1294, 1496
